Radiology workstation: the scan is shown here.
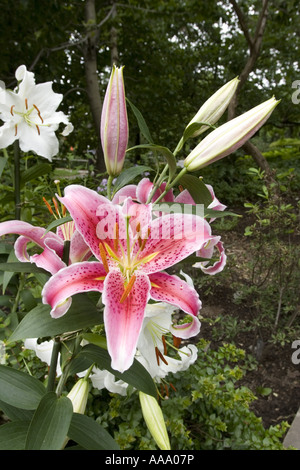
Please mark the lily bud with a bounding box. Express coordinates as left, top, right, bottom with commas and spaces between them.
67, 378, 89, 414
139, 391, 171, 450
184, 96, 279, 171
101, 66, 129, 177
187, 77, 240, 138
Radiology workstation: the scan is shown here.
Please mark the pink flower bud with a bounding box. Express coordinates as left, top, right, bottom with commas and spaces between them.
184, 97, 279, 171
101, 66, 129, 176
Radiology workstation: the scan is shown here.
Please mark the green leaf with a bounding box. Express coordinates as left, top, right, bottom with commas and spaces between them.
126, 98, 154, 143
0, 421, 30, 450
0, 156, 7, 178
78, 343, 157, 397
68, 413, 120, 450
9, 294, 103, 342
0, 399, 34, 422
43, 215, 73, 235
112, 165, 153, 195
0, 365, 46, 410
0, 262, 49, 274
178, 174, 213, 206
82, 333, 107, 349
127, 144, 177, 179
20, 162, 52, 186
25, 392, 73, 450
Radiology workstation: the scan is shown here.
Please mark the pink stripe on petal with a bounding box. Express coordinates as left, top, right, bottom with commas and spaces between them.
58, 185, 109, 260
42, 261, 107, 318
112, 185, 137, 204
102, 270, 151, 373
170, 315, 201, 339
149, 272, 201, 316
139, 213, 211, 274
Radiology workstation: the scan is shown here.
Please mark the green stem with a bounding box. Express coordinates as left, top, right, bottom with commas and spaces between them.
56, 335, 82, 397
107, 175, 114, 200
146, 164, 169, 204
154, 167, 188, 204
62, 240, 71, 266
47, 337, 61, 393
14, 141, 21, 220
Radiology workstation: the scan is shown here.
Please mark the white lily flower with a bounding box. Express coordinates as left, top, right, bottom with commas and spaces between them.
0, 65, 73, 160
24, 338, 62, 377
87, 301, 198, 395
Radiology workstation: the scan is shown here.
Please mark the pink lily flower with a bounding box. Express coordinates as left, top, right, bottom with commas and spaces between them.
0, 204, 91, 275
112, 178, 227, 274
41, 184, 212, 373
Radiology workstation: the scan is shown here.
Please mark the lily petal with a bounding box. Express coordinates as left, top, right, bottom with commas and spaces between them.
42, 261, 107, 318
58, 185, 109, 260
138, 213, 211, 274
194, 237, 227, 275
102, 269, 151, 372
149, 272, 201, 317
112, 184, 137, 204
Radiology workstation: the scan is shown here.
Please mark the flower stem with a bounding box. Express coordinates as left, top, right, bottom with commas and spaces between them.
107, 175, 114, 200
14, 141, 21, 220
47, 337, 61, 393
154, 167, 187, 204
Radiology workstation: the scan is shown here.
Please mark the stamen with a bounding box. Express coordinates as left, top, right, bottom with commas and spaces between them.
164, 383, 169, 397
140, 228, 151, 251
25, 98, 28, 110
155, 346, 168, 366
52, 197, 61, 217
36, 124, 40, 135
99, 243, 109, 273
120, 275, 136, 303
104, 242, 121, 262
113, 222, 119, 252
169, 382, 177, 392
14, 124, 18, 136
33, 104, 44, 123
179, 185, 184, 192
162, 335, 167, 355
43, 197, 55, 216
10, 105, 15, 116
173, 335, 182, 349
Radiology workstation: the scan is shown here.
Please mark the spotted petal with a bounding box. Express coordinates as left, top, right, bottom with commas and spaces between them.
58, 185, 109, 260
42, 261, 107, 318
138, 213, 211, 274
102, 269, 151, 373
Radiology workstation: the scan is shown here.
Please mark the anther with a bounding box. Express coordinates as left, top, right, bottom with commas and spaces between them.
162, 335, 167, 356
99, 243, 109, 273
36, 124, 40, 135
14, 124, 18, 136
120, 275, 136, 303
173, 335, 181, 349
140, 228, 151, 251
52, 197, 61, 217
155, 346, 168, 366
43, 197, 54, 215
33, 104, 44, 123
25, 98, 28, 110
113, 222, 119, 252
169, 382, 177, 392
179, 185, 184, 192
10, 105, 15, 116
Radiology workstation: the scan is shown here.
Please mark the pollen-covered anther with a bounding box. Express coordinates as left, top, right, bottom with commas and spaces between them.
36, 124, 40, 135
14, 124, 18, 136
33, 104, 44, 123
99, 242, 109, 274
140, 228, 151, 251
10, 105, 15, 116
162, 335, 167, 355
172, 335, 181, 349
155, 346, 168, 366
113, 222, 119, 252
25, 98, 28, 110
120, 275, 136, 303
43, 196, 55, 216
